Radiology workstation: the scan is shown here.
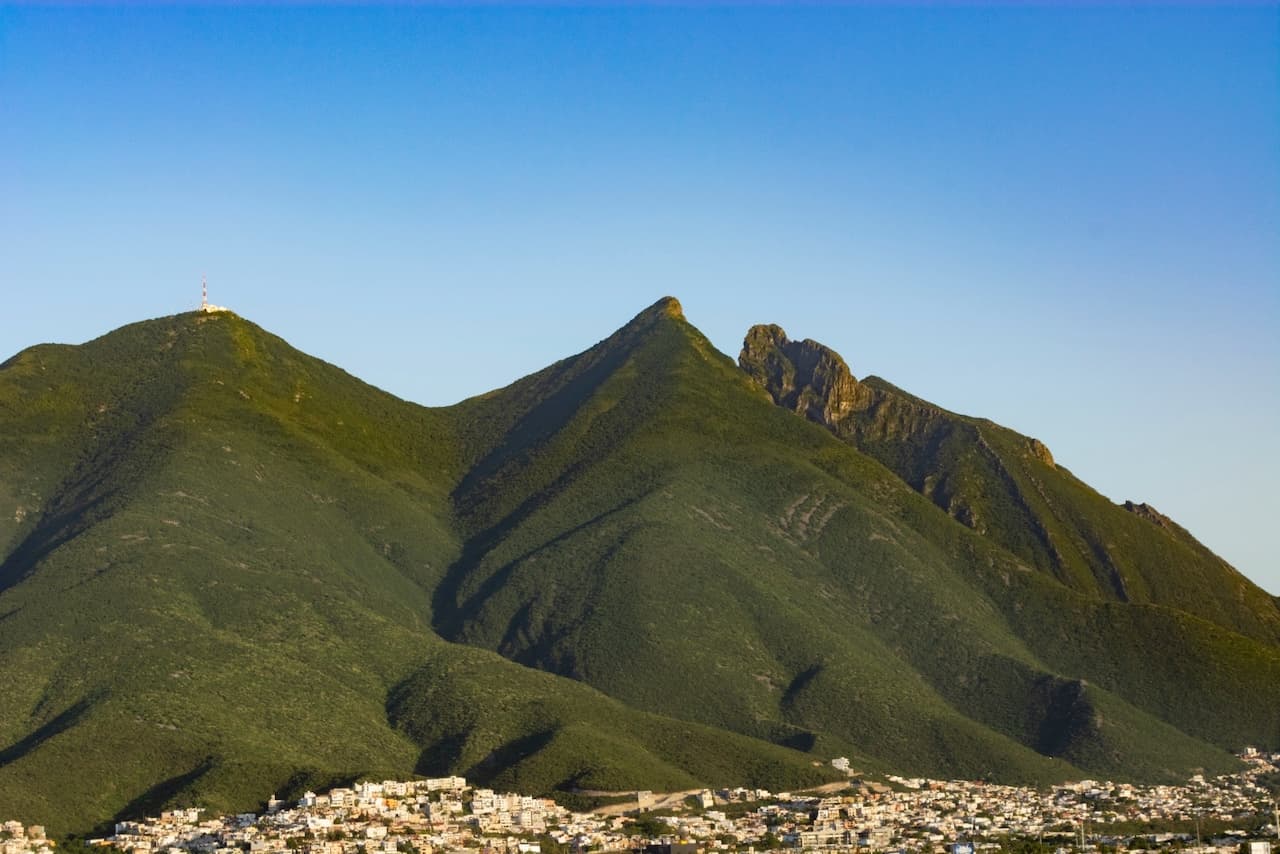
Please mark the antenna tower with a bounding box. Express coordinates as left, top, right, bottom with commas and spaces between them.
202, 276, 208, 310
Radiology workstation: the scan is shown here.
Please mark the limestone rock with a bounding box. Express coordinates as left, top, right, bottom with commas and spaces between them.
1029, 438, 1055, 467
738, 324, 874, 426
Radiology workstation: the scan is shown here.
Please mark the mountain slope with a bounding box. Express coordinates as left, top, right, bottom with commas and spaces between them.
430, 299, 1273, 783
0, 311, 829, 836
0, 301, 1275, 839
738, 323, 1280, 646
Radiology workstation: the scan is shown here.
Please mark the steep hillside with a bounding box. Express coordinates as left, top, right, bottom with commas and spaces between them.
738, 323, 1280, 646
431, 299, 1274, 784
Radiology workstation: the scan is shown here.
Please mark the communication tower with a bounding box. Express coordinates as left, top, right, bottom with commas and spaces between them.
199, 277, 227, 314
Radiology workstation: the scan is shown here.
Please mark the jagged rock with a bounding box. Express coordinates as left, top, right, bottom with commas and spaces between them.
737, 320, 1279, 636
1122, 501, 1174, 531
1029, 438, 1055, 467
738, 324, 874, 425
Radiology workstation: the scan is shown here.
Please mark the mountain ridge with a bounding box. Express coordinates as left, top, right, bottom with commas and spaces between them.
0, 299, 1275, 838
738, 322, 1280, 644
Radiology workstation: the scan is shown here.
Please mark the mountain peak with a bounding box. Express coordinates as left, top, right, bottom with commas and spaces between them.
608, 296, 689, 343
741, 323, 789, 359
648, 295, 684, 320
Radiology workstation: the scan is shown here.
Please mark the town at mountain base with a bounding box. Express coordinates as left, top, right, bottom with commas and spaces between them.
6, 750, 1280, 854
0, 297, 1276, 838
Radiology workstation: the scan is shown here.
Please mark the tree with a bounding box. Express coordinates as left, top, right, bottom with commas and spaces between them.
626, 816, 671, 839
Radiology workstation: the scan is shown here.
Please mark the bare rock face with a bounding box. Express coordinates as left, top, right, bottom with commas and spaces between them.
651, 295, 684, 320
1029, 437, 1055, 467
739, 324, 875, 426
739, 322, 1065, 571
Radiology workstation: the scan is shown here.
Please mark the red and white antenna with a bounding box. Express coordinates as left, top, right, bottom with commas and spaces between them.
201, 275, 208, 310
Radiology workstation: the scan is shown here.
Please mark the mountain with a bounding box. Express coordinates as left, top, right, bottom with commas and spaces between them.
737, 323, 1280, 644
0, 300, 1276, 838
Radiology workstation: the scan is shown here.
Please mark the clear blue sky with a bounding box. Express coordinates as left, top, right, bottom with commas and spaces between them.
1, 5, 1277, 592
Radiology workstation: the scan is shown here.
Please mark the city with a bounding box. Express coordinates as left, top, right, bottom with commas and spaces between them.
4, 751, 1275, 854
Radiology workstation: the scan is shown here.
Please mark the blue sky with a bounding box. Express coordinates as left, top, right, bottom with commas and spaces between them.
1, 5, 1277, 592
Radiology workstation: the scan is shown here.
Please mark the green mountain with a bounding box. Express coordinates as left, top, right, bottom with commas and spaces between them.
0, 300, 1276, 838
737, 323, 1280, 644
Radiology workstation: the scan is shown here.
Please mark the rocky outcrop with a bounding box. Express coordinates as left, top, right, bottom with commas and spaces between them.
737, 324, 1083, 594
738, 324, 875, 426
1122, 501, 1175, 532
651, 295, 684, 320
1029, 438, 1055, 467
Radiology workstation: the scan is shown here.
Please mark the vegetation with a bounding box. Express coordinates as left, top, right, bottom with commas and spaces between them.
0, 299, 1275, 840
738, 323, 1280, 645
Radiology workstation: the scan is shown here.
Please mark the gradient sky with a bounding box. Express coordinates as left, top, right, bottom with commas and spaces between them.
1, 4, 1277, 592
